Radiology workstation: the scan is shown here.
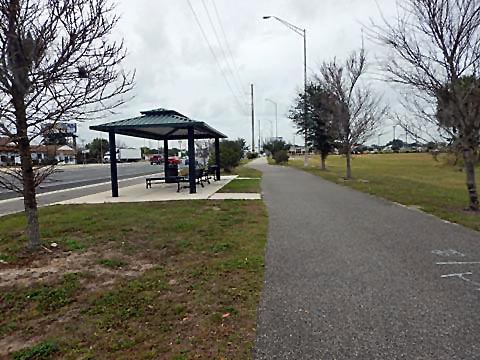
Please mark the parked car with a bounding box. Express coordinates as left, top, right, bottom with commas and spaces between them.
150, 154, 164, 165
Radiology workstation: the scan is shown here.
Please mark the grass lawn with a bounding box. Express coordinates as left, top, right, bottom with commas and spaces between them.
219, 161, 262, 194
0, 201, 267, 359
218, 179, 261, 194
289, 153, 480, 231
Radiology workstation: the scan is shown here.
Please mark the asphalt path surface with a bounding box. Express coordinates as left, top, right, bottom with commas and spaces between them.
0, 162, 161, 200
250, 158, 480, 359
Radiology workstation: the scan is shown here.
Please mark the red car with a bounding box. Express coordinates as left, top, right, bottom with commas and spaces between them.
150, 154, 181, 165
149, 154, 164, 165
168, 156, 181, 165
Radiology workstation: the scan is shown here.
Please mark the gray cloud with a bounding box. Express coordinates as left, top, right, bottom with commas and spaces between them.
81, 0, 401, 148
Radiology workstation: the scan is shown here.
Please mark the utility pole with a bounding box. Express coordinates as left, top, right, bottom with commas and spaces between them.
275, 102, 278, 139
303, 28, 308, 167
251, 84, 255, 152
258, 114, 262, 152
393, 125, 397, 141
100, 134, 103, 164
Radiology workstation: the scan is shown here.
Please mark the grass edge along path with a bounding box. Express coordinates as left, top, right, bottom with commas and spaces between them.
287, 153, 480, 231
0, 200, 268, 359
219, 162, 262, 194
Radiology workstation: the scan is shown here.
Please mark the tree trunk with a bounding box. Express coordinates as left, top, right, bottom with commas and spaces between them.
7, 0, 41, 250
19, 135, 41, 251
320, 153, 327, 170
463, 148, 479, 211
16, 103, 41, 250
345, 145, 352, 179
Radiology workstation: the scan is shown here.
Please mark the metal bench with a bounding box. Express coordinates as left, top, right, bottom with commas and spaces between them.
202, 165, 218, 184
145, 176, 180, 189
176, 168, 206, 192
147, 168, 211, 192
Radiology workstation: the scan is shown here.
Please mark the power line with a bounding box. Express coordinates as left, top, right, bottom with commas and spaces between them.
186, 0, 248, 115
211, 0, 250, 102
203, 0, 248, 104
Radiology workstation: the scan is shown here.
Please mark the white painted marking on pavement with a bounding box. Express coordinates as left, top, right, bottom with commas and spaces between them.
0, 173, 161, 205
431, 249, 465, 257
441, 272, 473, 278
437, 262, 480, 265
441, 272, 480, 290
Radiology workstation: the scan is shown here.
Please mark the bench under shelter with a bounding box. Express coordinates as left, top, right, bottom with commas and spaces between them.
90, 108, 227, 196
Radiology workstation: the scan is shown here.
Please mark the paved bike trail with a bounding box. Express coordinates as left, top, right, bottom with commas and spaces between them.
251, 159, 480, 359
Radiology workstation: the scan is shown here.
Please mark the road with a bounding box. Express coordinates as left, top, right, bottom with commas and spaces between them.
0, 162, 163, 216
251, 159, 480, 359
0, 162, 161, 200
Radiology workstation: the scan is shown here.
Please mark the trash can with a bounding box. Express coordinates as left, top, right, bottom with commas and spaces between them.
166, 163, 178, 183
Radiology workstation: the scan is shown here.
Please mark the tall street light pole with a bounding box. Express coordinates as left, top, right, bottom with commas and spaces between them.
266, 119, 274, 139
263, 15, 308, 166
251, 84, 255, 152
265, 98, 278, 139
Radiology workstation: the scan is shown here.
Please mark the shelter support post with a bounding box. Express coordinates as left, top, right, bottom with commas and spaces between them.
214, 138, 221, 180
163, 139, 169, 176
109, 131, 119, 197
188, 127, 196, 194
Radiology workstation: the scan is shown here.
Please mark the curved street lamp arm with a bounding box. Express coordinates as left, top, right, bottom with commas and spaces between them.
263, 16, 305, 37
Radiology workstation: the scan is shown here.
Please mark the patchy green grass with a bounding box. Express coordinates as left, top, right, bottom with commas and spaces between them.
289, 153, 480, 231
232, 166, 262, 178
97, 258, 128, 269
219, 160, 262, 193
0, 201, 268, 359
219, 179, 261, 193
11, 340, 59, 360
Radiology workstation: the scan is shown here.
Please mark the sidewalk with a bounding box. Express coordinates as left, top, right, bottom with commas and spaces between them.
251, 159, 480, 359
57, 175, 259, 204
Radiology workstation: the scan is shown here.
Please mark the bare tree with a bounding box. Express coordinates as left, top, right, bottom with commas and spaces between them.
0, 0, 134, 250
195, 139, 212, 166
319, 48, 387, 179
370, 0, 480, 211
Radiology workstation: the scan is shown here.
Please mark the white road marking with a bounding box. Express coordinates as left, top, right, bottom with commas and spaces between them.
431, 249, 465, 257
437, 261, 480, 265
441, 272, 480, 290
441, 272, 473, 278
0, 173, 162, 205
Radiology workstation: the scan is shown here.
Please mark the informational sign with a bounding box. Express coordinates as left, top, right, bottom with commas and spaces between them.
57, 122, 77, 135
41, 122, 78, 135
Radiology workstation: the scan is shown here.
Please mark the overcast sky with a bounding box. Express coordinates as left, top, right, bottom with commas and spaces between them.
80, 0, 402, 150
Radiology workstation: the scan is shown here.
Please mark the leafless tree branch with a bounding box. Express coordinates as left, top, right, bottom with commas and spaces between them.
0, 0, 135, 250
318, 47, 388, 178
369, 0, 480, 210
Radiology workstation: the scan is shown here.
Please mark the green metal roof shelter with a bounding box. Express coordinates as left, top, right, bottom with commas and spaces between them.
90, 108, 227, 196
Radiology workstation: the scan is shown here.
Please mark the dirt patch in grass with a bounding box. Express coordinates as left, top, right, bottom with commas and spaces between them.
0, 248, 156, 288
0, 200, 267, 359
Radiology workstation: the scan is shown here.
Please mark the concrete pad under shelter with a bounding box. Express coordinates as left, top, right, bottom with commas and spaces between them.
56, 175, 260, 204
